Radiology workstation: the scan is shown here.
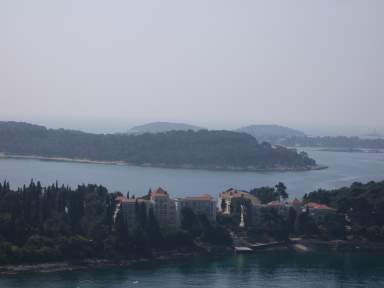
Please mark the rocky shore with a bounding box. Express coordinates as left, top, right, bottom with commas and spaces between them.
292, 239, 384, 252
2, 240, 384, 275
0, 250, 201, 276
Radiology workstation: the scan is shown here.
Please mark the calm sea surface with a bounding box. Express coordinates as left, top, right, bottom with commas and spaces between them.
0, 252, 384, 288
0, 148, 383, 199
0, 149, 384, 286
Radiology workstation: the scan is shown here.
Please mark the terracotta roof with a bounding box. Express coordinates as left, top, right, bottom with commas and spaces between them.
305, 202, 336, 211
220, 188, 260, 205
291, 198, 303, 206
221, 188, 249, 196
151, 187, 169, 197
267, 200, 284, 207
185, 194, 214, 201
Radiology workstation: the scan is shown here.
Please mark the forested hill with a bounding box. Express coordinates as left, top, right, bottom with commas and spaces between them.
280, 136, 384, 149
0, 122, 317, 171
127, 122, 203, 134
236, 124, 306, 143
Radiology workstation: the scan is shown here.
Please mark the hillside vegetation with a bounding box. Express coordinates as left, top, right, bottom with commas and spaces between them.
127, 122, 203, 134
0, 122, 317, 171
281, 136, 384, 149
304, 181, 384, 240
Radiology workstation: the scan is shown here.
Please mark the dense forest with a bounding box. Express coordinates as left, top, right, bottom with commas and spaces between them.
304, 181, 384, 241
280, 136, 384, 149
0, 180, 230, 265
0, 122, 316, 170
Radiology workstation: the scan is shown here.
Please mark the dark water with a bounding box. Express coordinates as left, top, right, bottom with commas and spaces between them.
0, 149, 383, 198
1, 252, 384, 288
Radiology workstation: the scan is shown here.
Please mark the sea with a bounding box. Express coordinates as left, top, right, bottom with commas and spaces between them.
0, 148, 383, 199
0, 252, 384, 287
0, 148, 384, 287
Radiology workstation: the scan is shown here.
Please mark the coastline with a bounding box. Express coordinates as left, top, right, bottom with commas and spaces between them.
1, 240, 384, 275
0, 153, 327, 172
0, 249, 225, 276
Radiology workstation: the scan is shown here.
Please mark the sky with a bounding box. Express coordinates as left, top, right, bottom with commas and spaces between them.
1, 0, 383, 134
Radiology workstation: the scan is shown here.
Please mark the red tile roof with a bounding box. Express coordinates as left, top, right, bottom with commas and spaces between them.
305, 202, 336, 211
267, 200, 284, 207
291, 198, 303, 206
220, 188, 260, 205
151, 187, 169, 197
185, 194, 214, 201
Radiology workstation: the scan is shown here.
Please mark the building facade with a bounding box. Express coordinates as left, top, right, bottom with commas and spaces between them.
218, 188, 261, 215
176, 194, 217, 224
116, 196, 152, 229
150, 187, 177, 227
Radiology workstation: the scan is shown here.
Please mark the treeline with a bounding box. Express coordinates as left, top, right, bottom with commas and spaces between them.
249, 182, 288, 204
0, 180, 230, 265
0, 122, 316, 170
304, 181, 384, 241
280, 136, 384, 149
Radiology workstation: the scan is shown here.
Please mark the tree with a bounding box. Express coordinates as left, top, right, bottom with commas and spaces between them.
146, 207, 163, 248
135, 201, 147, 228
114, 208, 131, 255
275, 182, 288, 201
220, 198, 226, 212
250, 186, 279, 204
181, 207, 200, 236
287, 207, 297, 234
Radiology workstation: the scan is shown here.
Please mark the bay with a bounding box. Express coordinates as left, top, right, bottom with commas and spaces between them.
0, 148, 383, 199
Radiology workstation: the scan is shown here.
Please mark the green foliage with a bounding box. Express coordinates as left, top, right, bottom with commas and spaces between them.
250, 182, 288, 204
275, 182, 288, 200
249, 186, 279, 204
321, 181, 384, 241
181, 207, 232, 246
304, 181, 384, 228
281, 135, 384, 149
0, 180, 234, 265
295, 212, 319, 237
0, 122, 316, 170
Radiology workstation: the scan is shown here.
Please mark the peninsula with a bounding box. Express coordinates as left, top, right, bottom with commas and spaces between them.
0, 121, 321, 172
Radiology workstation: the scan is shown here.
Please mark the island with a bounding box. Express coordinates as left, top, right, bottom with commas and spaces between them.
280, 135, 384, 150
0, 121, 322, 171
126, 121, 204, 134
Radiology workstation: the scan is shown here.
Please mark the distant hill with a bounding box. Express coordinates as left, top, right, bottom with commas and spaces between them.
127, 122, 204, 134
280, 136, 384, 150
236, 125, 306, 143
0, 121, 318, 171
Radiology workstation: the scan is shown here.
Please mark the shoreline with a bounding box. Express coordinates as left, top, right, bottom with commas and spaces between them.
0, 153, 327, 172
1, 240, 384, 275
0, 250, 220, 276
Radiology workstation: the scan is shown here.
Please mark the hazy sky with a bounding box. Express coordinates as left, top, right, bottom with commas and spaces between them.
1, 0, 383, 133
